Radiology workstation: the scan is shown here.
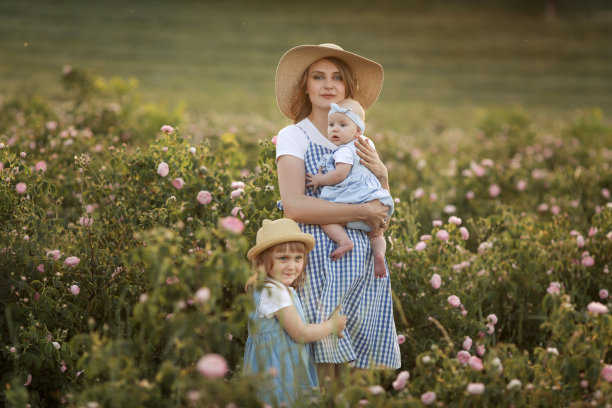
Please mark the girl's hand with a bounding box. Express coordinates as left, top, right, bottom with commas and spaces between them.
329, 305, 347, 338
355, 136, 389, 189
305, 168, 324, 193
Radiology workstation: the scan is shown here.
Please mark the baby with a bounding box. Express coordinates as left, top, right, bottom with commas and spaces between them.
306, 99, 394, 278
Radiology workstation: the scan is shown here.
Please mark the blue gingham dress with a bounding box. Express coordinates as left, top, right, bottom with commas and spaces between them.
279, 123, 400, 369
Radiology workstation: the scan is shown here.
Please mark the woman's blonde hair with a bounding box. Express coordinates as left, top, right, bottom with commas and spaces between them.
288, 56, 358, 123
245, 241, 309, 293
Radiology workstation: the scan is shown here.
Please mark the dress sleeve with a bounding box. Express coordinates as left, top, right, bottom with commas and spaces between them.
276, 125, 309, 161
257, 283, 294, 318
332, 146, 354, 165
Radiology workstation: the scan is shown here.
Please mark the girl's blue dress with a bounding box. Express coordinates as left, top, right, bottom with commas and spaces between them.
243, 280, 319, 406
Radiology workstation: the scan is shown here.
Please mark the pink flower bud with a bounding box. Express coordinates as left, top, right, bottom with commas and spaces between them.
487, 314, 498, 325
194, 287, 211, 304
488, 184, 501, 197
463, 336, 473, 351
392, 370, 410, 390
430, 273, 441, 289
70, 285, 80, 295
34, 161, 47, 172
421, 391, 436, 405
459, 227, 469, 240
397, 334, 406, 344
15, 182, 27, 195
447, 295, 461, 307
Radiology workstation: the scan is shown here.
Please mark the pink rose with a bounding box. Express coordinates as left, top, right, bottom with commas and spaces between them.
230, 181, 245, 189
157, 162, 169, 177
432, 220, 443, 227
547, 282, 561, 295
16, 182, 27, 195
487, 314, 498, 325
447, 295, 461, 308
65, 256, 80, 267
488, 184, 501, 197
392, 370, 410, 390
602, 188, 611, 199
601, 364, 612, 383
230, 188, 244, 199
476, 344, 486, 356
397, 334, 406, 345
465, 190, 475, 200
219, 216, 244, 234
581, 256, 595, 267
415, 241, 426, 251
196, 353, 228, 378
70, 285, 80, 295
459, 227, 469, 240
469, 356, 483, 370
160, 125, 174, 133
599, 289, 609, 300
431, 274, 441, 289
457, 350, 471, 365
516, 180, 527, 191
470, 161, 485, 177
463, 336, 473, 351
78, 216, 93, 227
436, 229, 449, 242
36, 264, 44, 273
467, 383, 485, 395
47, 250, 61, 260
576, 235, 585, 248
587, 301, 608, 314
421, 391, 436, 405
448, 216, 462, 225
60, 361, 67, 372
197, 190, 212, 205
231, 206, 245, 219
271, 135, 278, 145
34, 161, 47, 172
172, 178, 184, 189
194, 287, 211, 304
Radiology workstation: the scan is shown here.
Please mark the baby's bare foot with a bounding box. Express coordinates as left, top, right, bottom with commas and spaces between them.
331, 241, 354, 260
374, 252, 387, 278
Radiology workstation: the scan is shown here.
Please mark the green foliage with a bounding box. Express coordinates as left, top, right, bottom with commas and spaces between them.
1, 73, 612, 407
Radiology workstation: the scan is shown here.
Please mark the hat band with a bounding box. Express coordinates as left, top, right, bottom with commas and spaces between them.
329, 103, 365, 133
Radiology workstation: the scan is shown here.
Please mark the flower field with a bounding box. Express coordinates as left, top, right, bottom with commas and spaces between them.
1, 69, 612, 407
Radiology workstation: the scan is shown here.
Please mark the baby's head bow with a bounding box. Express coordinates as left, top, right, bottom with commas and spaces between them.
329, 103, 365, 133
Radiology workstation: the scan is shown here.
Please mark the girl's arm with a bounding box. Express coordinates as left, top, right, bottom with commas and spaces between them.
305, 163, 351, 192
355, 136, 389, 191
276, 305, 346, 343
277, 155, 388, 229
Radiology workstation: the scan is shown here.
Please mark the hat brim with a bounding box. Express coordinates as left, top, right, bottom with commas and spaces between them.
246, 233, 316, 261
275, 44, 384, 120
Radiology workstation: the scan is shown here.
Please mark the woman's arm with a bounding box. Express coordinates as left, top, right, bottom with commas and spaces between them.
306, 163, 351, 192
276, 305, 346, 343
277, 155, 388, 228
355, 136, 389, 191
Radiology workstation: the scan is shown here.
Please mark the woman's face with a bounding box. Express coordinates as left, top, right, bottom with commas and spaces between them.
305, 58, 347, 112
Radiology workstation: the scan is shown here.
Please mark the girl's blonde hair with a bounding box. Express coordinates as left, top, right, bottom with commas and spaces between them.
289, 56, 358, 123
245, 241, 309, 293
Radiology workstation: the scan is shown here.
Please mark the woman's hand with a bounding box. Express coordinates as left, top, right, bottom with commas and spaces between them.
329, 305, 347, 338
355, 136, 389, 190
362, 199, 389, 233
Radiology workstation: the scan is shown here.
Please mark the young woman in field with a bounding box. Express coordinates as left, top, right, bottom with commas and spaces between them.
274, 44, 401, 386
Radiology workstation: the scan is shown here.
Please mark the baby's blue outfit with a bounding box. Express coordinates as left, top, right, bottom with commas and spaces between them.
318, 139, 394, 232
243, 281, 319, 406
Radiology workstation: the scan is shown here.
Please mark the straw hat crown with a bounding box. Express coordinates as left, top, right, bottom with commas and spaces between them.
247, 218, 315, 261
275, 43, 384, 120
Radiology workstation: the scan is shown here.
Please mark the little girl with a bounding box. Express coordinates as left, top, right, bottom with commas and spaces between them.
306, 99, 394, 278
243, 218, 347, 406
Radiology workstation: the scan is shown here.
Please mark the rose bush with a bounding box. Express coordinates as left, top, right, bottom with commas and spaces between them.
1, 70, 611, 407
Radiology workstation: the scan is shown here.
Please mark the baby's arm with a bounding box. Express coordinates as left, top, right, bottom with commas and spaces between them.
306, 163, 351, 193
276, 305, 347, 343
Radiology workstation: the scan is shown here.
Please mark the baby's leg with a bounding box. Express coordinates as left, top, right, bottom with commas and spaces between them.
321, 224, 354, 260
370, 233, 387, 278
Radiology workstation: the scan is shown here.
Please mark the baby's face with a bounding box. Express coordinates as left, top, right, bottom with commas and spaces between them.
327, 112, 360, 146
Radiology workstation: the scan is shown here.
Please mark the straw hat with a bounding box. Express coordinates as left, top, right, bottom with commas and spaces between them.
247, 218, 315, 261
275, 43, 384, 120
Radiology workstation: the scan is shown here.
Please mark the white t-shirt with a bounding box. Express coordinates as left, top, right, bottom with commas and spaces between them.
257, 281, 294, 319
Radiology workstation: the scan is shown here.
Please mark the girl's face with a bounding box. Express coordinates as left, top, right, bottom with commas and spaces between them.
267, 248, 305, 287
328, 112, 361, 146
306, 59, 347, 112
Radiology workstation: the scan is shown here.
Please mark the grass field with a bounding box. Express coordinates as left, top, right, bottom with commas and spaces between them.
1, 0, 612, 133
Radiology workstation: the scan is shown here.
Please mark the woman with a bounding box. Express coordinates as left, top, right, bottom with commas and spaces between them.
274, 43, 401, 383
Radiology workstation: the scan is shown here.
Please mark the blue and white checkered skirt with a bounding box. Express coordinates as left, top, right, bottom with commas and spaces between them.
286, 126, 401, 369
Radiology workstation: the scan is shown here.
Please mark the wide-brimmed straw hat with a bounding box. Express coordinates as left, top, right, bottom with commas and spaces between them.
247, 218, 315, 261
275, 43, 384, 120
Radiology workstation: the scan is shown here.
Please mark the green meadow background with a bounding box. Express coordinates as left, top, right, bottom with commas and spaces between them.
1, 0, 612, 134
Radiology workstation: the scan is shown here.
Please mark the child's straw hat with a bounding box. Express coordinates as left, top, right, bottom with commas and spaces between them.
247, 218, 315, 261
275, 43, 384, 120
